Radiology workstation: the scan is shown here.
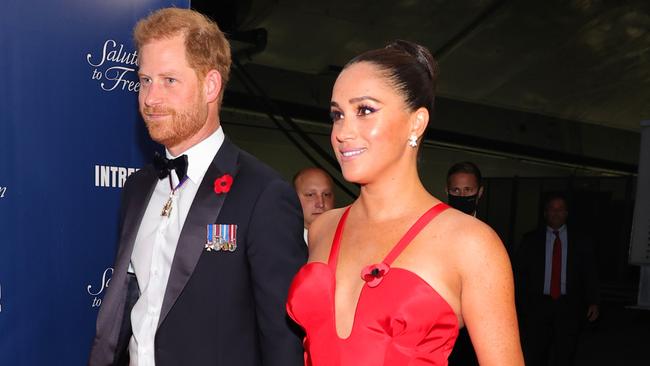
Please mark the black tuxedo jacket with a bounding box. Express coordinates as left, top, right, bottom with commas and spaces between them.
514, 226, 599, 317
89, 138, 307, 366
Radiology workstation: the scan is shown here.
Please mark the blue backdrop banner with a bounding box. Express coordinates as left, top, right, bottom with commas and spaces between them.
0, 1, 190, 364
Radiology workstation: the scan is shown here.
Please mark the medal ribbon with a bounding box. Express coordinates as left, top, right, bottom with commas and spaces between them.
169, 174, 189, 193
161, 175, 190, 217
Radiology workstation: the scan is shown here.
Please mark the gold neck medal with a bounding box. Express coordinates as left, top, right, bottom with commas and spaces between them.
161, 175, 189, 217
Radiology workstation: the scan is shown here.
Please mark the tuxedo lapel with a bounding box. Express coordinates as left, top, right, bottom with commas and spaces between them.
91, 166, 157, 364
158, 138, 240, 328
118, 166, 159, 266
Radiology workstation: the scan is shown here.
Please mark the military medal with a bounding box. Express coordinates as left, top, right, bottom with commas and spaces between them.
161, 197, 173, 217
161, 175, 189, 217
206, 224, 217, 250
206, 224, 237, 252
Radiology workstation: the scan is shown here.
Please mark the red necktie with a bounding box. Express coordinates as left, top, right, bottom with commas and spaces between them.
550, 230, 562, 299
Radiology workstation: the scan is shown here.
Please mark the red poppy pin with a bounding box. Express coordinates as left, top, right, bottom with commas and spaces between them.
361, 262, 390, 288
214, 174, 233, 194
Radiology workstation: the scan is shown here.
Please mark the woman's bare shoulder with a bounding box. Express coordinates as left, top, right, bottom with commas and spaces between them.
307, 207, 349, 262
435, 209, 508, 267
446, 214, 512, 291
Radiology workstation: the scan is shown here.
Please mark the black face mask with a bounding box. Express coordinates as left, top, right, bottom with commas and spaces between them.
448, 194, 478, 215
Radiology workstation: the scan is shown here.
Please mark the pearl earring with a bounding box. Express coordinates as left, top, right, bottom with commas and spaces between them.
408, 134, 418, 148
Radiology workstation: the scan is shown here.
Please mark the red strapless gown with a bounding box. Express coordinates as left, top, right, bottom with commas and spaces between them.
287, 203, 459, 365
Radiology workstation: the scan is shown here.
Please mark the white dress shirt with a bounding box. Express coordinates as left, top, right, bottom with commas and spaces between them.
543, 225, 568, 296
128, 127, 224, 366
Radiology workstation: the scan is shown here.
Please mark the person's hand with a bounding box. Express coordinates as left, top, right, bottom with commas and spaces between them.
586, 304, 600, 322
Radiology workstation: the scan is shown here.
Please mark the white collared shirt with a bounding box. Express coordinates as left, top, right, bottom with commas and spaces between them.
128, 127, 225, 366
543, 225, 568, 296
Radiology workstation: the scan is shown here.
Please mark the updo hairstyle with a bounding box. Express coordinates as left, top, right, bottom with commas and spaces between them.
344, 40, 439, 116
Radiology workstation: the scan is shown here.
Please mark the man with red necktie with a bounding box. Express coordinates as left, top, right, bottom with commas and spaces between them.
514, 192, 600, 366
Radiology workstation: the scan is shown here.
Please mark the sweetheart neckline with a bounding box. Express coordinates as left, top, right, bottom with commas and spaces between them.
297, 261, 459, 340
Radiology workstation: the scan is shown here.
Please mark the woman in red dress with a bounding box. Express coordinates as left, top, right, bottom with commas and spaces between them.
286, 40, 523, 366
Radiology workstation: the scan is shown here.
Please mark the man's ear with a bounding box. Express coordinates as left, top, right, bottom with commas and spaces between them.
478, 186, 484, 200
203, 69, 222, 104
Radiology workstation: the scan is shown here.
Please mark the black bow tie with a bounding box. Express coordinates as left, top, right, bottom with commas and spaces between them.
153, 151, 188, 181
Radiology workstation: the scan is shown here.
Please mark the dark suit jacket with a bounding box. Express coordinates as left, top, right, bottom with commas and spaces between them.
89, 138, 307, 366
514, 227, 599, 318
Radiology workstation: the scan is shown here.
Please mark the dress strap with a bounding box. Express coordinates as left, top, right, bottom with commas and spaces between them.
327, 206, 352, 270
382, 203, 449, 266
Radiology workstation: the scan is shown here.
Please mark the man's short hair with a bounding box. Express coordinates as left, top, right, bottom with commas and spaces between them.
133, 8, 231, 104
543, 192, 570, 210
446, 161, 482, 187
293, 167, 333, 189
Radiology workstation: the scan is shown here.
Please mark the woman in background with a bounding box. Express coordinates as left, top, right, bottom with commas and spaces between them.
287, 40, 523, 365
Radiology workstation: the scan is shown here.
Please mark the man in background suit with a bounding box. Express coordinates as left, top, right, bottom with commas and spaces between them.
515, 193, 599, 366
293, 167, 335, 244
446, 161, 483, 366
446, 161, 484, 217
89, 8, 306, 366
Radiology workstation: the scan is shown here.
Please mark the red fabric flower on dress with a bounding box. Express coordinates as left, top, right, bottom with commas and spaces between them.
361, 262, 390, 288
214, 174, 233, 194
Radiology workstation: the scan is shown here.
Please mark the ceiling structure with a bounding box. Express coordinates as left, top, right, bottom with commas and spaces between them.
196, 0, 650, 132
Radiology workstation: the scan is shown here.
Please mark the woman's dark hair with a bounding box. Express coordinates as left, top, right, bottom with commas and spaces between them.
344, 40, 439, 116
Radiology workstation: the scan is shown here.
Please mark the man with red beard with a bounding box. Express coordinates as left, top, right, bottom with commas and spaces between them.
89, 8, 306, 366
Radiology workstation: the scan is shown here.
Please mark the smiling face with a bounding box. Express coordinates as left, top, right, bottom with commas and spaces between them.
138, 34, 208, 151
330, 62, 420, 185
